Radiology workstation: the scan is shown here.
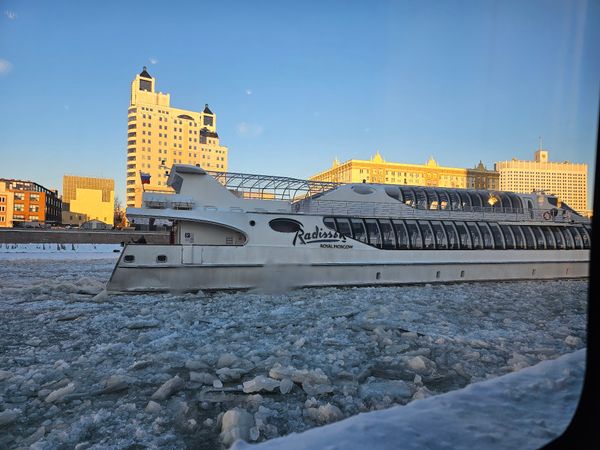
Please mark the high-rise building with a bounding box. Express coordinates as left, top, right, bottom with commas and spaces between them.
310, 152, 499, 190
126, 67, 228, 208
495, 150, 589, 215
62, 175, 115, 226
0, 179, 62, 227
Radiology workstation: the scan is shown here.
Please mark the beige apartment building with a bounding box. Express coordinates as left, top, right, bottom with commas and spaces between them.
62, 175, 115, 226
495, 150, 589, 216
126, 67, 228, 208
310, 152, 499, 190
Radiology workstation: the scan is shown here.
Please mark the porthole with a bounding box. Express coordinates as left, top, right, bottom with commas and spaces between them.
156, 255, 167, 263
124, 255, 135, 263
269, 218, 303, 233
249, 220, 256, 227
351, 185, 375, 195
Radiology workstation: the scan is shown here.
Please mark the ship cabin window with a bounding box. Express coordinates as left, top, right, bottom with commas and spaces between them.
364, 219, 382, 248
323, 217, 337, 232
478, 222, 495, 249
541, 226, 556, 249
500, 225, 515, 249
334, 218, 353, 238
551, 227, 566, 249
521, 226, 537, 249
419, 221, 435, 249
568, 227, 583, 249
454, 222, 471, 249
269, 218, 303, 233
466, 222, 483, 249
123, 255, 135, 263
378, 219, 397, 249
562, 227, 575, 249
488, 223, 505, 249
350, 218, 368, 244
580, 226, 591, 249
405, 220, 423, 249
510, 225, 526, 249
392, 219, 410, 249
430, 221, 448, 249
443, 221, 460, 249
156, 255, 167, 263
531, 226, 546, 249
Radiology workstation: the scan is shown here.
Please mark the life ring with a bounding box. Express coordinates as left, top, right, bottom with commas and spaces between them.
543, 211, 552, 220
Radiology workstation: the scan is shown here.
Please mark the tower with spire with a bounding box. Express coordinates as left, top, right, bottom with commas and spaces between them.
126, 66, 228, 208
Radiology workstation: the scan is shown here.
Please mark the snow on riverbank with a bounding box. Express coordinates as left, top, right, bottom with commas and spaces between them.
0, 259, 588, 449
0, 243, 121, 260
235, 348, 585, 450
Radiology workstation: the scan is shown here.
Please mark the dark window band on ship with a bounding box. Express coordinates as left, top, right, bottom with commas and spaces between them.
320, 217, 591, 251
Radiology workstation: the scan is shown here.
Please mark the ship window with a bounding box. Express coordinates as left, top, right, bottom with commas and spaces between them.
454, 222, 471, 249
418, 221, 435, 249
269, 218, 303, 233
392, 220, 410, 249
405, 220, 423, 249
350, 218, 368, 244
510, 225, 526, 249
566, 227, 583, 249
551, 227, 566, 249
541, 226, 556, 249
365, 219, 382, 248
443, 221, 460, 249
334, 218, 353, 238
466, 222, 483, 249
378, 219, 396, 249
123, 255, 135, 263
562, 227, 575, 249
488, 223, 505, 249
323, 217, 337, 231
384, 186, 402, 201
521, 226, 537, 249
581, 226, 591, 249
500, 225, 515, 249
351, 185, 375, 195
430, 221, 447, 249
156, 255, 167, 263
477, 223, 494, 249
531, 226, 546, 249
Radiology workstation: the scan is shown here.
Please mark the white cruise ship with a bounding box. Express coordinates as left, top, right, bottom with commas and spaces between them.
106, 164, 591, 293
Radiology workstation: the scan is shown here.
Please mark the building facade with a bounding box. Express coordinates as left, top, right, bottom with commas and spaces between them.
310, 152, 499, 190
62, 175, 115, 226
0, 179, 62, 227
495, 150, 589, 215
126, 67, 228, 208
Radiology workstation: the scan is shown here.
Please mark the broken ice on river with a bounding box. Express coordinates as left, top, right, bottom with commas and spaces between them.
0, 251, 588, 449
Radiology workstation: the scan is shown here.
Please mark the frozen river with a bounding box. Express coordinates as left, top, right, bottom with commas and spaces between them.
0, 254, 588, 449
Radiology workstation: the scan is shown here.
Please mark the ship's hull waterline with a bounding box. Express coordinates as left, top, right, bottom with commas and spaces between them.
106, 245, 589, 293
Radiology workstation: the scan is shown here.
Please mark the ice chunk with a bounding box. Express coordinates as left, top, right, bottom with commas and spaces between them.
217, 353, 240, 369
242, 375, 280, 393
306, 403, 343, 424
412, 386, 434, 400
213, 379, 223, 388
217, 367, 247, 383
151, 375, 184, 401
185, 359, 210, 370
0, 408, 21, 426
220, 407, 255, 446
279, 378, 294, 394
45, 382, 75, 403
565, 335, 582, 347
100, 374, 132, 393
145, 401, 162, 414
359, 380, 411, 401
189, 371, 216, 384
0, 370, 11, 382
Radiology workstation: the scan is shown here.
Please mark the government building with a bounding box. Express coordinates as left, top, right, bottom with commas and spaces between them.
126, 67, 228, 208
62, 175, 115, 226
310, 152, 499, 190
495, 149, 589, 216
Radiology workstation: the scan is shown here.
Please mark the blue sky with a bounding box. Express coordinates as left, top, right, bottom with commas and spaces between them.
0, 0, 598, 207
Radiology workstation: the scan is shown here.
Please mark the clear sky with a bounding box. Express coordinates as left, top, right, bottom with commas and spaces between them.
0, 0, 598, 208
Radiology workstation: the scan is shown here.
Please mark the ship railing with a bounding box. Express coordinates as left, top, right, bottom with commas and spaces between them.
293, 200, 579, 223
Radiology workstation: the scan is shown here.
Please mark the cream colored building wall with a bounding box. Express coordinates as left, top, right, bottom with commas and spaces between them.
69, 188, 115, 225
127, 70, 229, 208
495, 152, 588, 214
311, 154, 498, 190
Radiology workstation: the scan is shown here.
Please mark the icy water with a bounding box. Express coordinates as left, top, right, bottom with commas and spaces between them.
0, 257, 588, 449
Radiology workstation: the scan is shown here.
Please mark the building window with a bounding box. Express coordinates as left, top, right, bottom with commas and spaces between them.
14, 204, 24, 212
15, 193, 25, 201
